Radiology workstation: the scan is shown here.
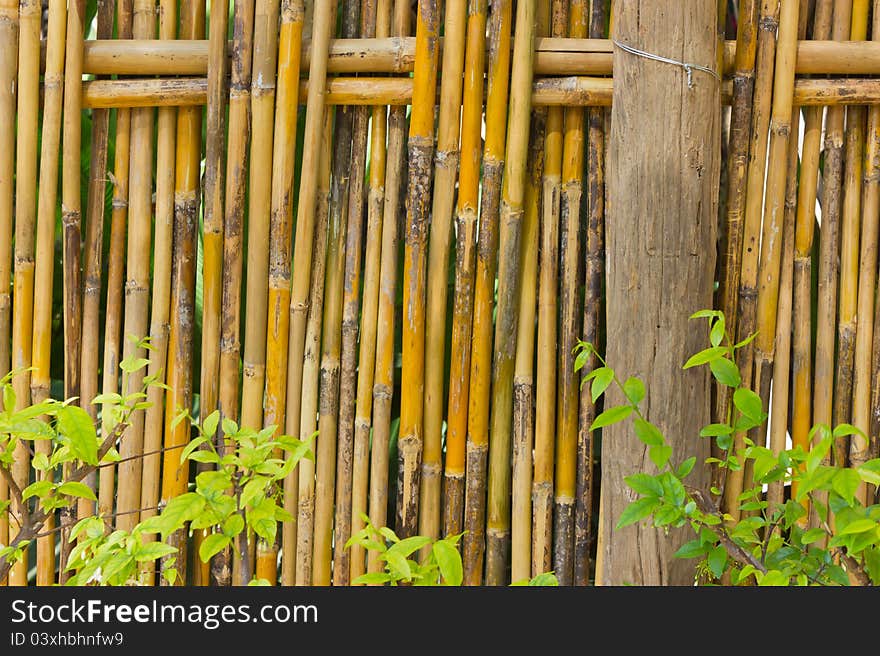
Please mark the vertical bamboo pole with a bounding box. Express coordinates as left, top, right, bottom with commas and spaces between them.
255, 540, 277, 584
160, 0, 205, 585
0, 0, 16, 582
98, 0, 133, 526
116, 0, 157, 532
510, 0, 549, 584
30, 0, 66, 585
724, 0, 781, 519
349, 0, 388, 585
139, 0, 178, 586
442, 0, 487, 542
462, 0, 512, 587
833, 2, 869, 467
552, 0, 587, 587
852, 0, 880, 503
295, 115, 332, 586
574, 0, 607, 586
333, 0, 375, 586
286, 0, 335, 585
269, 0, 305, 587
416, 0, 466, 554
77, 0, 115, 525
791, 0, 831, 505
367, 0, 409, 576
532, 0, 566, 578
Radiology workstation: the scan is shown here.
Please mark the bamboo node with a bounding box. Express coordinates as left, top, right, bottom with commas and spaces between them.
612, 39, 720, 89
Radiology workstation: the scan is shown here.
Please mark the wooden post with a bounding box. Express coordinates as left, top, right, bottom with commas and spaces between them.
600, 0, 720, 586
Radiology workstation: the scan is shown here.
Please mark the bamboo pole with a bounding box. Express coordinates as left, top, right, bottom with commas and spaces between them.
574, 0, 607, 587
851, 0, 880, 503
367, 0, 409, 576
417, 0, 466, 555
791, 0, 831, 506
98, 0, 133, 530
532, 0, 566, 579
462, 0, 512, 586
255, 540, 277, 584
552, 0, 587, 587
139, 0, 178, 587
442, 0, 487, 542
509, 0, 549, 584
160, 0, 205, 586
286, 0, 335, 586
116, 0, 157, 533
269, 0, 305, 587
0, 0, 16, 584
333, 0, 375, 586
724, 0, 781, 520
77, 0, 115, 530
29, 0, 66, 586
349, 0, 389, 585
832, 2, 869, 467
295, 114, 332, 586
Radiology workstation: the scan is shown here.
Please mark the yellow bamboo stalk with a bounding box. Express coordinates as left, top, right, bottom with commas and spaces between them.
349, 0, 387, 585
441, 0, 487, 543
269, 0, 305, 587
116, 0, 157, 533
139, 0, 177, 587
98, 0, 133, 528
532, 0, 566, 579
29, 0, 66, 586
462, 0, 512, 587
851, 0, 880, 503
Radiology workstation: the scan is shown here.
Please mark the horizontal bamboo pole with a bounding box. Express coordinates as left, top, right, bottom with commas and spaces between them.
55, 37, 880, 76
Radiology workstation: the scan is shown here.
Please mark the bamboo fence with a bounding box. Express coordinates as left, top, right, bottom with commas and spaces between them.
2, 0, 880, 587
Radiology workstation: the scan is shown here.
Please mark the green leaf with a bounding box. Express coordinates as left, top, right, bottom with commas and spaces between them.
709, 358, 741, 388
734, 332, 758, 349
31, 452, 50, 471
248, 578, 271, 586
683, 346, 727, 369
615, 497, 660, 529
623, 378, 645, 405
528, 572, 559, 586
590, 367, 614, 403
188, 450, 220, 465
378, 526, 399, 544
352, 572, 392, 585
202, 410, 221, 438
574, 347, 590, 373
832, 468, 861, 504
156, 493, 205, 537
432, 540, 463, 586
674, 539, 708, 559
590, 405, 633, 431
839, 519, 876, 535
240, 478, 268, 509
857, 460, 880, 487
3, 384, 15, 413
675, 457, 696, 479
179, 436, 208, 464
624, 473, 664, 498
135, 541, 178, 562
800, 528, 827, 545
221, 418, 238, 438
57, 405, 99, 466
222, 514, 245, 538
708, 545, 727, 578
709, 316, 726, 347
700, 423, 734, 437
383, 550, 412, 581
199, 533, 232, 562
23, 480, 54, 500
633, 418, 664, 447
649, 444, 673, 469
690, 309, 722, 320
758, 570, 789, 586
733, 388, 764, 422
120, 356, 150, 374
57, 482, 97, 501
386, 536, 432, 559
91, 392, 122, 405
832, 423, 864, 439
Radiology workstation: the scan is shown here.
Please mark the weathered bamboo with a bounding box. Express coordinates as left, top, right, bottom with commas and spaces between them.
532, 0, 566, 579
510, 0, 549, 584
29, 0, 66, 586
0, 0, 16, 582
462, 0, 512, 586
333, 0, 376, 587
553, 0, 587, 587
791, 0, 831, 506
139, 0, 178, 587
724, 0, 781, 520
417, 0, 466, 555
160, 0, 205, 586
367, 0, 409, 575
574, 0, 606, 587
269, 0, 305, 588
116, 0, 157, 533
851, 1, 880, 502
295, 114, 333, 586
98, 0, 134, 529
350, 0, 390, 585
286, 0, 335, 586
77, 0, 115, 530
442, 0, 487, 542
832, 2, 869, 467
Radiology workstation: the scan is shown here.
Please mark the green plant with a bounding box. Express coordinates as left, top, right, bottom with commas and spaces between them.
576, 309, 880, 586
